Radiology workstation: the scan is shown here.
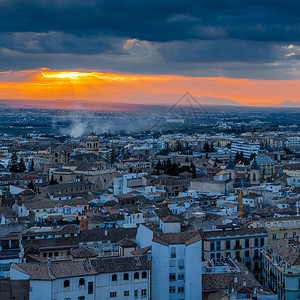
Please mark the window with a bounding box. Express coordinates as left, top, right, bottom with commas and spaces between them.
123, 273, 129, 280
210, 242, 215, 251
64, 280, 70, 288
43, 253, 47, 257
134, 290, 138, 298
245, 239, 249, 248
293, 232, 297, 238
169, 273, 176, 281
260, 238, 264, 247
88, 282, 93, 294
284, 232, 288, 238
216, 253, 221, 259
169, 286, 176, 294
245, 250, 250, 257
286, 222, 289, 227
226, 240, 231, 250
78, 297, 85, 300
281, 223, 285, 227
226, 252, 231, 258
141, 289, 147, 298
178, 287, 184, 293
254, 238, 258, 247
298, 278, 300, 290
112, 274, 117, 281
210, 253, 215, 260
110, 292, 117, 298
291, 222, 294, 226
49, 252, 53, 257
235, 240, 240, 249
254, 249, 259, 259
54, 252, 58, 257
79, 278, 85, 286
178, 274, 184, 280
124, 291, 129, 296
272, 233, 277, 240
142, 271, 147, 279
216, 241, 221, 250
171, 247, 176, 258
134, 272, 139, 280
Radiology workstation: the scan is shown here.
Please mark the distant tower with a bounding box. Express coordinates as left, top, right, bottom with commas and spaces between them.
50, 144, 72, 164
250, 157, 260, 185
256, 142, 274, 180
258, 142, 267, 156
85, 132, 99, 155
225, 157, 236, 181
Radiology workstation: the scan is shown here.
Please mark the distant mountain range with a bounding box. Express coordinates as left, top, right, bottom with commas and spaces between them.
273, 100, 300, 108
195, 96, 245, 106
0, 95, 245, 111
1, 96, 300, 111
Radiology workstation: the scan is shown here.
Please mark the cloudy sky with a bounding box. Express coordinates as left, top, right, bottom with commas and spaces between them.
1, 0, 300, 107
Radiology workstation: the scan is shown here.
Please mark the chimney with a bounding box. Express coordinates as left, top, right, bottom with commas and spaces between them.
147, 250, 152, 262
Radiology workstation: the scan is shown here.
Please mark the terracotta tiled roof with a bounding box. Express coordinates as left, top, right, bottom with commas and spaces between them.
152, 230, 201, 246
91, 255, 150, 273
131, 246, 151, 256
202, 227, 267, 238
79, 228, 137, 243
70, 246, 98, 259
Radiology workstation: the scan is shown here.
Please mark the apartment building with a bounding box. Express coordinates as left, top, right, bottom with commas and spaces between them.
202, 226, 268, 281
10, 256, 150, 300
262, 239, 300, 300
260, 216, 300, 243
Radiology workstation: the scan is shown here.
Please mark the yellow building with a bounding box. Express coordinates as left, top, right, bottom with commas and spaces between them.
260, 216, 300, 243
85, 132, 100, 155
202, 226, 267, 281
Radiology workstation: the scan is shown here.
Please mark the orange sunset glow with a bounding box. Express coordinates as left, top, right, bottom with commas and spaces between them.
0, 69, 300, 109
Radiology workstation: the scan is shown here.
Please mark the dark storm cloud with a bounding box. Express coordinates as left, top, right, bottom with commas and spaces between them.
1, 0, 300, 78
1, 0, 300, 42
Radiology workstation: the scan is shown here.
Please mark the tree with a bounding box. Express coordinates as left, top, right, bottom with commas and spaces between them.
18, 158, 26, 172
155, 160, 163, 170
30, 159, 35, 171
8, 152, 19, 173
190, 163, 197, 178
27, 180, 35, 190
49, 175, 58, 185
203, 142, 210, 152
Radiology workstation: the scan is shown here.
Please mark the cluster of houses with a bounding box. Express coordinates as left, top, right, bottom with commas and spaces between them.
0, 131, 299, 299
